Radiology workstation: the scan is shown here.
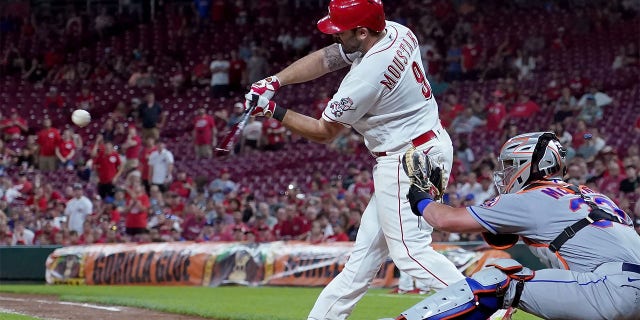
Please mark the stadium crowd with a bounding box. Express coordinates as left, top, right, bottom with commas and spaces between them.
0, 0, 639, 246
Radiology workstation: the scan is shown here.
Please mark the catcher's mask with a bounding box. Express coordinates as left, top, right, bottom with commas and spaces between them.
494, 132, 567, 194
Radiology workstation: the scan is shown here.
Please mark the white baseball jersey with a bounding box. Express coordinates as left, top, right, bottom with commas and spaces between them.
322, 21, 439, 153
65, 196, 93, 234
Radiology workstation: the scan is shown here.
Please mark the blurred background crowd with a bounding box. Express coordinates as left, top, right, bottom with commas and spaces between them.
0, 0, 638, 246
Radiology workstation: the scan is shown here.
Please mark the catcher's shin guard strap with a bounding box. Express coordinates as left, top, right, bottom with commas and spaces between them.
400, 267, 512, 320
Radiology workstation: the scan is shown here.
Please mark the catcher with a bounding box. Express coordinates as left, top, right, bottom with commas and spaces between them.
395, 132, 640, 320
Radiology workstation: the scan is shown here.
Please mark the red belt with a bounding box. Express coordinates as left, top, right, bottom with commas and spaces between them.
371, 130, 437, 158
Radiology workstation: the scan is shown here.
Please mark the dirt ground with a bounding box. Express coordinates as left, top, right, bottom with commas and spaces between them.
0, 293, 211, 320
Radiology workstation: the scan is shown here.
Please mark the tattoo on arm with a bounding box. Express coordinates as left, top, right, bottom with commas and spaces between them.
323, 44, 349, 72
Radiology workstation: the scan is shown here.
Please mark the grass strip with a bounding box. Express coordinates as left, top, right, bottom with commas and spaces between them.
0, 285, 540, 320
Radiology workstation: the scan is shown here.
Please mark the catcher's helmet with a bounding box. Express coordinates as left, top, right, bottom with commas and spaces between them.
494, 132, 567, 194
317, 0, 386, 34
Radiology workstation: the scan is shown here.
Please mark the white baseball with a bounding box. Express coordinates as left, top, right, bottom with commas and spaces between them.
71, 109, 91, 127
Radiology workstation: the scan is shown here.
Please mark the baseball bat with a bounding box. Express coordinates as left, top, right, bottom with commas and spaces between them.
215, 94, 259, 156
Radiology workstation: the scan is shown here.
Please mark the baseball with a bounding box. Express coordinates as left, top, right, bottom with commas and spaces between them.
71, 109, 91, 127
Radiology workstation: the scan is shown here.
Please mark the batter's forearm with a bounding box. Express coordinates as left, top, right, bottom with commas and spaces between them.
281, 110, 338, 144
275, 44, 348, 86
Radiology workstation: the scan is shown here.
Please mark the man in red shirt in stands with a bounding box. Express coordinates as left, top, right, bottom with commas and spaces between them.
508, 93, 541, 119
461, 36, 483, 80
169, 171, 195, 199
55, 129, 76, 171
2, 108, 28, 140
262, 117, 287, 151
121, 126, 142, 171
193, 108, 217, 159
139, 137, 157, 192
91, 135, 123, 199
124, 183, 150, 237
485, 90, 507, 132
272, 207, 294, 240
37, 118, 61, 172
439, 94, 465, 129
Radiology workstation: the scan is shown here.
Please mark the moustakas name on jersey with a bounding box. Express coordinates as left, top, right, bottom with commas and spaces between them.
322, 21, 439, 154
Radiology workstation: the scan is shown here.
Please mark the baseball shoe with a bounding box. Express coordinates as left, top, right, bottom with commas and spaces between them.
388, 288, 420, 294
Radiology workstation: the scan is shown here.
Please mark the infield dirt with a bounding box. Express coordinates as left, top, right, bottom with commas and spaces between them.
0, 294, 210, 320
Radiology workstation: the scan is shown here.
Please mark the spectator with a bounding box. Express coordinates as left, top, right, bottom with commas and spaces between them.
148, 141, 174, 192
91, 136, 123, 199
138, 92, 166, 140
75, 86, 95, 110
64, 183, 92, 235
2, 109, 28, 140
474, 175, 497, 205
577, 95, 604, 125
121, 126, 142, 171
100, 118, 116, 142
512, 50, 536, 80
208, 169, 237, 204
241, 117, 262, 152
139, 137, 157, 192
450, 107, 486, 134
36, 118, 61, 172
439, 94, 465, 129
209, 52, 230, 98
508, 93, 540, 119
577, 87, 613, 109
123, 182, 150, 237
169, 171, 194, 199
576, 128, 606, 162
598, 159, 626, 195
262, 117, 287, 151
455, 139, 475, 173
187, 55, 209, 85
460, 36, 483, 80
246, 47, 269, 84
228, 50, 246, 93
620, 164, 639, 194
193, 108, 217, 159
227, 102, 245, 128
44, 86, 65, 109
553, 100, 576, 125
11, 221, 34, 245
55, 129, 77, 171
326, 222, 349, 242
485, 90, 508, 132
182, 204, 207, 241
444, 38, 462, 81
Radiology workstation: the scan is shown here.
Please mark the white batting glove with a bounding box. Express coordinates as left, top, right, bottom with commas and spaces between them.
248, 76, 281, 101
244, 93, 276, 117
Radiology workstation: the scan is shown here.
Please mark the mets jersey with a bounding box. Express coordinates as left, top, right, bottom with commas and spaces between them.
467, 180, 640, 272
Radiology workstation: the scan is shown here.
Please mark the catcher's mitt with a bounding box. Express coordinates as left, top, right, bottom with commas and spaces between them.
402, 147, 445, 201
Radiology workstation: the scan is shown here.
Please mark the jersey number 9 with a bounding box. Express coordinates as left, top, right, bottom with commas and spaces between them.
411, 61, 433, 101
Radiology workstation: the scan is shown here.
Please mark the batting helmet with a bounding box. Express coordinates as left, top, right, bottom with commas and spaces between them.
494, 132, 567, 194
317, 0, 386, 34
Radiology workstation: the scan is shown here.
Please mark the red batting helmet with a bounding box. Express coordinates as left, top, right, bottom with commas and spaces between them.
317, 0, 386, 34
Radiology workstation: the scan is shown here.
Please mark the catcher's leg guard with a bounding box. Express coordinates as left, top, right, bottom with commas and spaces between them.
398, 259, 534, 320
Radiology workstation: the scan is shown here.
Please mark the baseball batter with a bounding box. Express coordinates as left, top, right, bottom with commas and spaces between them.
244, 0, 464, 319
397, 132, 640, 319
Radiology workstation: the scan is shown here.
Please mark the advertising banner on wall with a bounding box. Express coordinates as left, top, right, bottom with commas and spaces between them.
46, 241, 510, 286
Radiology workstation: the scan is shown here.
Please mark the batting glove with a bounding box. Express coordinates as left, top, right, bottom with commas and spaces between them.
249, 76, 281, 100
244, 93, 276, 117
